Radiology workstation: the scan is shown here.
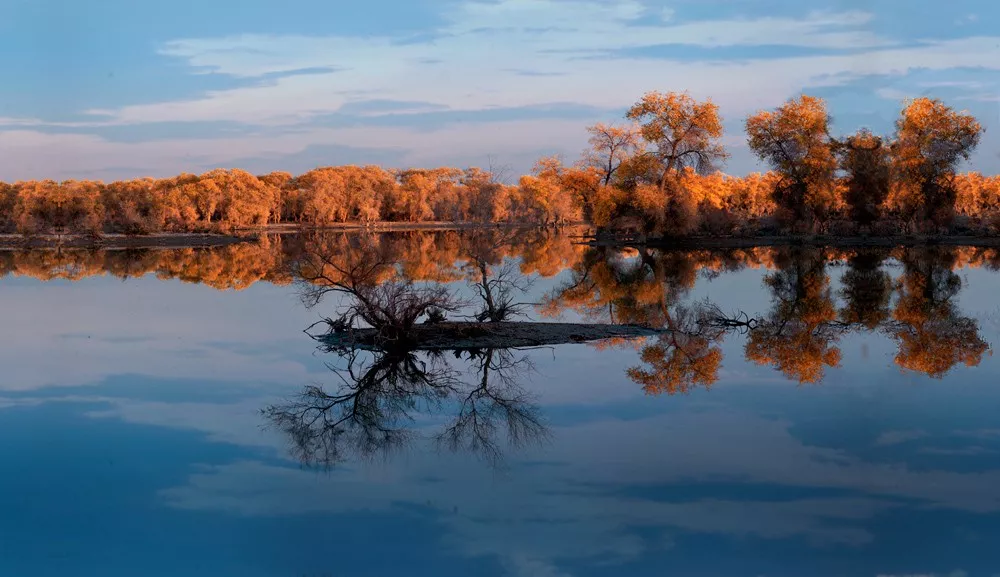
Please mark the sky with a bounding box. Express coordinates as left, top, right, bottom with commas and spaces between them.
1, 0, 999, 181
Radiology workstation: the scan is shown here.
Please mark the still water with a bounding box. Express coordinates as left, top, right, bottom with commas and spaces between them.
2, 230, 1000, 577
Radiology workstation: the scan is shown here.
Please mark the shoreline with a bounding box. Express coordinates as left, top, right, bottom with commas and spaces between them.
6, 225, 1000, 251
0, 233, 254, 250
318, 321, 661, 351
588, 234, 1000, 250
0, 222, 579, 249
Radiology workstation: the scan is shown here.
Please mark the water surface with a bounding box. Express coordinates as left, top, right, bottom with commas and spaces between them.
2, 231, 999, 577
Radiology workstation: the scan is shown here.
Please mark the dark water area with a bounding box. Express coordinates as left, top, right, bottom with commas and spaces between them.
2, 228, 1000, 577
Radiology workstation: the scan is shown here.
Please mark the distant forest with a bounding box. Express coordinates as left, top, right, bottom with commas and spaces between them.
1, 92, 997, 237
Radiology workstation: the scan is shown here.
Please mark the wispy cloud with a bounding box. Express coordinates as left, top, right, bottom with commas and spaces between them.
4, 0, 1000, 179
80, 2, 910, 127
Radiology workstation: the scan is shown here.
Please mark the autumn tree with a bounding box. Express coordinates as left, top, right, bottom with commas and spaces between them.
517, 157, 581, 225
258, 171, 293, 223
745, 95, 838, 224
892, 98, 983, 227
955, 172, 997, 217
102, 178, 164, 235
835, 129, 891, 226
13, 180, 104, 235
583, 123, 641, 186
558, 165, 603, 223
626, 91, 727, 191
203, 169, 278, 229
462, 167, 514, 223
0, 182, 16, 232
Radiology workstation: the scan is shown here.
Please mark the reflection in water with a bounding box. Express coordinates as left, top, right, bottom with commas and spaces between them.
745, 247, 843, 384
268, 234, 996, 471
6, 230, 994, 387
266, 236, 548, 468
262, 344, 546, 468
0, 227, 585, 287
891, 248, 990, 378
546, 244, 993, 391
7, 230, 1000, 576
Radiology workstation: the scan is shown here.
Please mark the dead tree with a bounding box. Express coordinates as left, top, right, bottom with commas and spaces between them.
291, 236, 465, 348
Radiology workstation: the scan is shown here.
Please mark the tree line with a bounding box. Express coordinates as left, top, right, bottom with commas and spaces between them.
2, 91, 995, 238
574, 92, 994, 237
0, 165, 579, 237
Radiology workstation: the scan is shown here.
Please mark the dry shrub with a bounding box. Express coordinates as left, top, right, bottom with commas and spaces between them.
699, 203, 738, 236
869, 219, 906, 237
824, 219, 858, 237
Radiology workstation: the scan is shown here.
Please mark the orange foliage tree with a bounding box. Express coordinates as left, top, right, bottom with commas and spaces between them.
835, 129, 891, 226
892, 98, 983, 227
745, 95, 838, 225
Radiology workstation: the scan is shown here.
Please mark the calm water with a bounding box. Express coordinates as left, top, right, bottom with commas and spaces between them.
3, 231, 1000, 577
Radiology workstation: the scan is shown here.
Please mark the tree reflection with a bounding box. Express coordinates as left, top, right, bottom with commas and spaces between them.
890, 248, 991, 378
544, 244, 993, 389
839, 249, 893, 330
263, 344, 545, 469
545, 246, 730, 394
744, 248, 843, 384
625, 301, 726, 395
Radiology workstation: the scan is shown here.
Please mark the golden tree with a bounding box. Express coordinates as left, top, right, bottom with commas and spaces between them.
745, 95, 837, 224
625, 91, 727, 194
583, 122, 642, 186
836, 129, 891, 226
892, 98, 982, 227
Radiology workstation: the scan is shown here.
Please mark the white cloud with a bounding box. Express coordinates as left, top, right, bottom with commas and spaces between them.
0, 119, 592, 181
154, 407, 1000, 573
85, 3, 906, 128
0, 276, 321, 390
4, 0, 1000, 178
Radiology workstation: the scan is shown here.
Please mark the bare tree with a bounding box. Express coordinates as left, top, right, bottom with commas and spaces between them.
470, 259, 535, 322
487, 155, 513, 185
464, 231, 536, 322
583, 122, 641, 186
291, 236, 465, 347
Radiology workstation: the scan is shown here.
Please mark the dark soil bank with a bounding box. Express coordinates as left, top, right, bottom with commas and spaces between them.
320, 322, 661, 351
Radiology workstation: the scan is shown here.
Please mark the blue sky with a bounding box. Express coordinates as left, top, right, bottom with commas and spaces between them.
1, 0, 999, 180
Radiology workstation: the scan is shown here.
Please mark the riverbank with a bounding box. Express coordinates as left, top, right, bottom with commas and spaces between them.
9, 225, 1000, 251
0, 233, 254, 250
0, 222, 579, 249
319, 321, 661, 351
589, 234, 1000, 250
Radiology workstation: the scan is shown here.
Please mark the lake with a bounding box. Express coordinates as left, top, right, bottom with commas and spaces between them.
2, 229, 999, 577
